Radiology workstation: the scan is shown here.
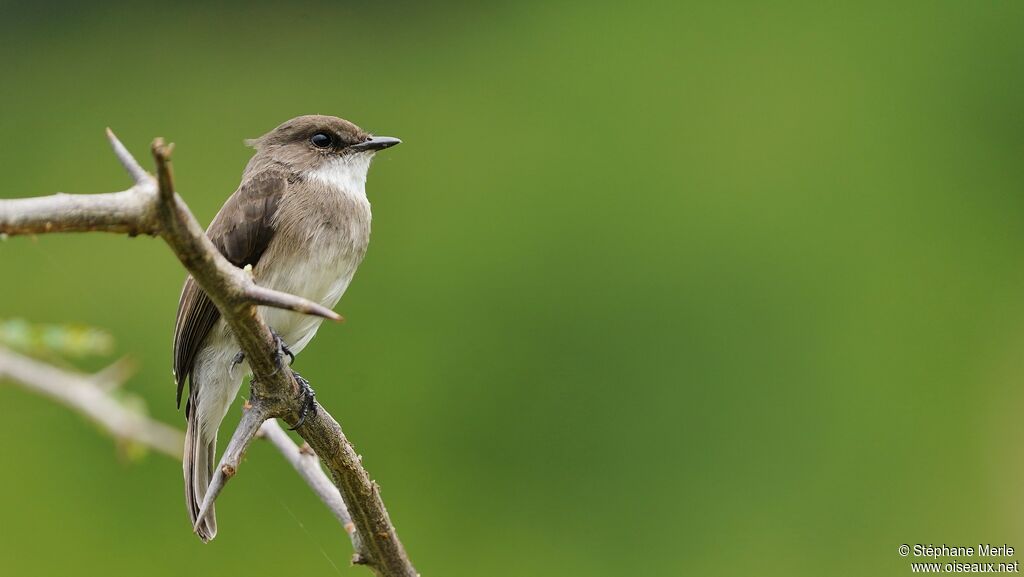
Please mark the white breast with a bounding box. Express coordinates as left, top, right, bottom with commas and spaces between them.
256, 153, 374, 354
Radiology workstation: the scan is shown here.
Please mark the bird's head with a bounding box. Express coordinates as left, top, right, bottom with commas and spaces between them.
246, 115, 400, 175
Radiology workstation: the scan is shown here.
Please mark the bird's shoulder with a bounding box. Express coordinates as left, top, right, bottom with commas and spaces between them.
207, 167, 291, 267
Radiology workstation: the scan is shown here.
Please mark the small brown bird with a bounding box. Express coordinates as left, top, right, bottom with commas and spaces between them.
172, 115, 400, 542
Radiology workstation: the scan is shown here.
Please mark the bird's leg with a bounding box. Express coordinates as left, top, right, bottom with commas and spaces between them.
260, 329, 314, 428
229, 350, 246, 377
238, 330, 311, 425
272, 330, 295, 366
230, 330, 294, 376
288, 371, 317, 430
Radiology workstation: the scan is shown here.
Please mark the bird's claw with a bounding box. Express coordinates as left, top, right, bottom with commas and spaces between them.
273, 331, 295, 366
288, 371, 317, 430
230, 331, 292, 378
229, 350, 245, 377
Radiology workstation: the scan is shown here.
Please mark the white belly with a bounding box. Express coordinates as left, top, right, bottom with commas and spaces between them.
259, 253, 359, 355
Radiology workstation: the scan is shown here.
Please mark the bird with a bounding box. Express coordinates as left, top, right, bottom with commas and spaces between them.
172, 115, 400, 542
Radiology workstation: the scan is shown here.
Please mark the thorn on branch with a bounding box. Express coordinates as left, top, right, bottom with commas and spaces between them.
244, 282, 345, 322
105, 128, 151, 185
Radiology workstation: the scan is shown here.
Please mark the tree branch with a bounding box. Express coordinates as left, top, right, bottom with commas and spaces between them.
0, 345, 182, 458
0, 130, 416, 576
193, 398, 270, 531
257, 419, 365, 560
0, 344, 360, 554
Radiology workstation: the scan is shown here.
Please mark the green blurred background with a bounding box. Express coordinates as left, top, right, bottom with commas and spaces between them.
2, 1, 1024, 575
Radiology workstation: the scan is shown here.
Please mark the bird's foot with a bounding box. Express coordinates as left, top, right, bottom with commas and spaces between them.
288, 371, 317, 430
273, 330, 295, 366
230, 331, 292, 377
229, 350, 246, 377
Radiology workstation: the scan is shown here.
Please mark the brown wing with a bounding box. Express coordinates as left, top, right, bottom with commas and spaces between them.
173, 170, 288, 408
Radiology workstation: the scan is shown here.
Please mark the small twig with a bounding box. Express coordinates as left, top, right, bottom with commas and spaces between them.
192, 401, 270, 532
90, 356, 137, 392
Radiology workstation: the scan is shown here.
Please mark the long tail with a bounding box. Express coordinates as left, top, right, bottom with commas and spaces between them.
184, 392, 218, 543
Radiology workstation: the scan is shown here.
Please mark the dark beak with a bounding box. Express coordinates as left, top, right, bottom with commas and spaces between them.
350, 136, 401, 152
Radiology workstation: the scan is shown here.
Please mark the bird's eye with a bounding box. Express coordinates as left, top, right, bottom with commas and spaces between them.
310, 133, 333, 148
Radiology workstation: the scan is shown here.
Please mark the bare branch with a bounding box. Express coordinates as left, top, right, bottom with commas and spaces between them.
192, 401, 270, 532
258, 419, 362, 556
0, 130, 417, 576
0, 345, 361, 549
0, 346, 182, 459
294, 403, 414, 574
152, 138, 176, 204
0, 188, 157, 236
0, 131, 158, 237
